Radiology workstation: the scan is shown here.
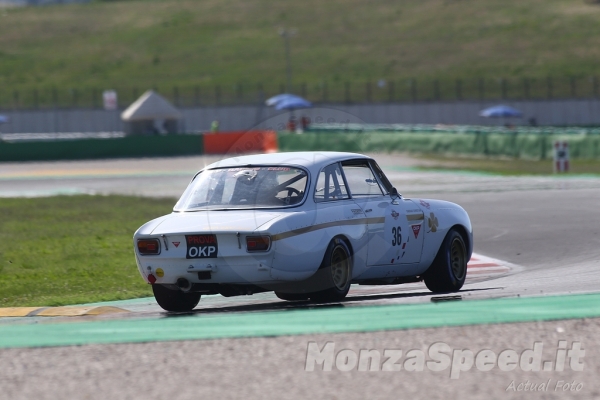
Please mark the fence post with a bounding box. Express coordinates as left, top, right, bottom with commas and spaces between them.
540, 131, 547, 160
478, 78, 485, 100
194, 86, 200, 106
257, 83, 263, 101
93, 88, 98, 109
173, 86, 179, 107
523, 78, 530, 99
344, 82, 351, 103
12, 90, 19, 109
52, 87, 58, 108
236, 83, 243, 104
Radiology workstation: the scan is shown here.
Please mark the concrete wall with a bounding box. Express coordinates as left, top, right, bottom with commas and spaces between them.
2, 99, 600, 134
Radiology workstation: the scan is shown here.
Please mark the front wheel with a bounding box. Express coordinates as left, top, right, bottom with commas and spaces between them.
424, 229, 467, 293
310, 238, 352, 302
152, 284, 201, 312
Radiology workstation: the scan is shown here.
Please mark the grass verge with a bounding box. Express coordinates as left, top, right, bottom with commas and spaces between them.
0, 195, 175, 307
3, 0, 600, 105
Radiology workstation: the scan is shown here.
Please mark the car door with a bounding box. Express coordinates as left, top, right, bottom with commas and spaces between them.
341, 160, 424, 267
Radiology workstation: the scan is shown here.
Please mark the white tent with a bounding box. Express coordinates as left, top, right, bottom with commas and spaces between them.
121, 90, 181, 121
121, 90, 182, 135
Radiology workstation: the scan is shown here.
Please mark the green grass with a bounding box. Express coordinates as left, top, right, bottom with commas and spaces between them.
416, 154, 600, 175
3, 0, 600, 106
0, 195, 175, 307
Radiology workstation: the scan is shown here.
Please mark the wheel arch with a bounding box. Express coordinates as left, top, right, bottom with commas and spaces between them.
331, 234, 355, 268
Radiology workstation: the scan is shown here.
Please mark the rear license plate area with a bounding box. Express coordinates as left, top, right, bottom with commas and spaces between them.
185, 234, 218, 259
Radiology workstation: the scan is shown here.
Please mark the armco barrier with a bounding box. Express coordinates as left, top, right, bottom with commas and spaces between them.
0, 134, 203, 162
203, 130, 278, 155
278, 131, 600, 160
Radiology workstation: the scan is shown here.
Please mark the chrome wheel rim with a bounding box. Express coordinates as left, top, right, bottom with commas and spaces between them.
331, 246, 350, 290
450, 237, 467, 280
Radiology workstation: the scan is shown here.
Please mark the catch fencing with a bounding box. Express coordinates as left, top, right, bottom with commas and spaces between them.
279, 128, 600, 160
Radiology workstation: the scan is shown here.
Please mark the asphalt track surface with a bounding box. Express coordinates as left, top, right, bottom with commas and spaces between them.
1, 153, 600, 399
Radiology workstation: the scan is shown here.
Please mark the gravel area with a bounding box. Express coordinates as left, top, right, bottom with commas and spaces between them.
1, 318, 598, 400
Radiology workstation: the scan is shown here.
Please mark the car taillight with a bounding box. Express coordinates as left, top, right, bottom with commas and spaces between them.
137, 238, 161, 255
246, 236, 271, 252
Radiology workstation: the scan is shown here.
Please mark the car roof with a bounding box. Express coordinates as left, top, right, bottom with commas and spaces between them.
202, 151, 372, 174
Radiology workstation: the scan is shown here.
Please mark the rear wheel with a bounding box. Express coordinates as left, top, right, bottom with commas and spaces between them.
424, 229, 467, 293
310, 238, 352, 302
152, 284, 201, 312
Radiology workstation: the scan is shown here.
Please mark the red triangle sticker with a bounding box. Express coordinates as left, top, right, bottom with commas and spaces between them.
173, 242, 180, 248
411, 225, 421, 239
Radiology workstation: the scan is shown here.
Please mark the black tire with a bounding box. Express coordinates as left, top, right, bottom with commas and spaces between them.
310, 238, 352, 302
275, 292, 310, 301
424, 229, 468, 293
152, 284, 201, 312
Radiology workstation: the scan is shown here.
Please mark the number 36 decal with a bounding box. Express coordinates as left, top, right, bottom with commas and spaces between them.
391, 226, 402, 246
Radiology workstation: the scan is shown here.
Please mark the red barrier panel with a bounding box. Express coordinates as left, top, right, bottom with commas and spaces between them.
203, 130, 278, 155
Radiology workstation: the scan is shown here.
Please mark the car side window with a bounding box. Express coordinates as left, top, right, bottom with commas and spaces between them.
341, 163, 384, 197
314, 163, 349, 202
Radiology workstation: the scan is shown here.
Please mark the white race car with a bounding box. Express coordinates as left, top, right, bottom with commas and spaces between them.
134, 152, 472, 311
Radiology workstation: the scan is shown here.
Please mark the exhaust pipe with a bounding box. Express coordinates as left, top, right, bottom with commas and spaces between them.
176, 277, 192, 292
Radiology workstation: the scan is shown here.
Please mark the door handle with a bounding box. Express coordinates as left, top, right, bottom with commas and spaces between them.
365, 208, 372, 213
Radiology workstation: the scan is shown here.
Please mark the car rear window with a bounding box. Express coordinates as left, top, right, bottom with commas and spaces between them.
174, 166, 308, 211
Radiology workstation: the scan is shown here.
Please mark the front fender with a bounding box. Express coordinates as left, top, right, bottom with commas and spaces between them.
417, 199, 473, 271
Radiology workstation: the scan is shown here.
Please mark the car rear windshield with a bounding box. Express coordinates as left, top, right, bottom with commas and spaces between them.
174, 166, 308, 211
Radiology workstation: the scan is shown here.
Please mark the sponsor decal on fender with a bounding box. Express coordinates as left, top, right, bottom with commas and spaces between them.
172, 242, 180, 248
420, 199, 431, 209
411, 224, 421, 239
427, 212, 439, 233
391, 210, 400, 220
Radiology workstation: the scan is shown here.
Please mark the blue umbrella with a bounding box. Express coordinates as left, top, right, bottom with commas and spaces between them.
266, 93, 298, 106
265, 93, 312, 110
274, 96, 312, 111
479, 105, 522, 118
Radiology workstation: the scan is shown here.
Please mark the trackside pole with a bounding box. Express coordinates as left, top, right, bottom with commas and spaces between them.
553, 141, 569, 173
